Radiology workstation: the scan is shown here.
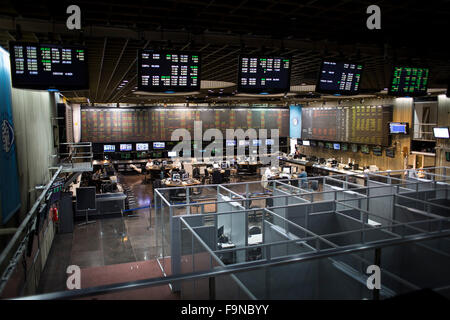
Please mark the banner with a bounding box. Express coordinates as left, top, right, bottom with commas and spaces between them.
289, 105, 302, 139
0, 47, 21, 224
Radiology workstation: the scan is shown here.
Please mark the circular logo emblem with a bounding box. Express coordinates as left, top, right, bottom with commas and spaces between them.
2, 119, 15, 153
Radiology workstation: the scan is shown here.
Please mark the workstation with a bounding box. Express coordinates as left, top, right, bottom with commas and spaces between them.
0, 0, 449, 303
155, 167, 450, 299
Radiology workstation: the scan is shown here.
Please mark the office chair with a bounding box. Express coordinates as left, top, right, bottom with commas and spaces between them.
222, 169, 231, 183
212, 170, 222, 184
203, 169, 211, 184
170, 189, 187, 204
193, 167, 201, 179
249, 226, 261, 235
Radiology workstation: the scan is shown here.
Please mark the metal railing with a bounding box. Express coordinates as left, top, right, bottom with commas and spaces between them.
0, 166, 63, 297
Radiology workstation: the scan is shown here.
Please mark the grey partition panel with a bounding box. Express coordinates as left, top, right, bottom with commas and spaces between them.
217, 194, 247, 262
379, 241, 450, 292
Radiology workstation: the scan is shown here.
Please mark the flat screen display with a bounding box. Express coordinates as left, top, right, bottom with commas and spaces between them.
104, 145, 115, 152
318, 141, 325, 148
238, 140, 250, 147
389, 122, 409, 134
266, 139, 274, 146
153, 142, 165, 149
351, 144, 358, 153
238, 56, 291, 93
389, 66, 429, 97
138, 50, 200, 92
168, 151, 177, 157
252, 139, 262, 146
333, 143, 340, 150
373, 146, 382, 156
120, 144, 132, 151
316, 61, 363, 95
302, 140, 310, 146
226, 140, 236, 146
433, 127, 449, 139
136, 143, 149, 151
325, 142, 333, 149
9, 42, 89, 90
310, 140, 317, 147
341, 143, 348, 151
386, 148, 395, 158
361, 145, 370, 154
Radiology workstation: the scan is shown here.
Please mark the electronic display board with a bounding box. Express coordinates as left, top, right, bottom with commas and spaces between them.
137, 50, 200, 92
226, 140, 236, 146
252, 139, 262, 146
386, 148, 395, 158
373, 146, 382, 156
9, 42, 88, 90
136, 143, 149, 151
120, 144, 132, 151
316, 61, 363, 95
103, 145, 115, 152
301, 105, 393, 146
389, 67, 429, 97
153, 142, 165, 149
238, 56, 291, 93
389, 122, 409, 134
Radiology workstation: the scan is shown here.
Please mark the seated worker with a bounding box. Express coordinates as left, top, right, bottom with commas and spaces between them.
298, 168, 308, 187
145, 159, 154, 170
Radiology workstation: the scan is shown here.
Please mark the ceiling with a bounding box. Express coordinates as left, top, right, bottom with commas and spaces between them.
0, 0, 449, 104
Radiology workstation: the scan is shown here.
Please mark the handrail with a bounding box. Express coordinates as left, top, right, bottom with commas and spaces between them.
0, 166, 63, 295
12, 229, 450, 300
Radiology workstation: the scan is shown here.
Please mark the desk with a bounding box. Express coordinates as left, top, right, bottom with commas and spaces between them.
217, 242, 236, 264
162, 179, 201, 187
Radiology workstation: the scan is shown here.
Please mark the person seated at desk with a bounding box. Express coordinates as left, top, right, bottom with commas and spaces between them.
145, 159, 154, 170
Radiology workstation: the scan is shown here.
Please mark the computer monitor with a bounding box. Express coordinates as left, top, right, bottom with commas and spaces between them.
172, 173, 181, 181
333, 143, 341, 150
168, 151, 177, 157
302, 140, 310, 146
283, 167, 291, 174
433, 127, 449, 139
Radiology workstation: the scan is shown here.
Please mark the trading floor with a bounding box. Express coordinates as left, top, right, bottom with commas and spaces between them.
0, 1, 449, 303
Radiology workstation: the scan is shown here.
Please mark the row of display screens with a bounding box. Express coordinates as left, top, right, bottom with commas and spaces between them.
8, 42, 431, 97
103, 139, 276, 152
299, 140, 394, 157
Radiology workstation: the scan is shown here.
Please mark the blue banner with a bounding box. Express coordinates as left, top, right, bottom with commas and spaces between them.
0, 47, 21, 224
289, 105, 302, 139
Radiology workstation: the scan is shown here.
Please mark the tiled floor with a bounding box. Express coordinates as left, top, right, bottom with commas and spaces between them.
37, 173, 266, 296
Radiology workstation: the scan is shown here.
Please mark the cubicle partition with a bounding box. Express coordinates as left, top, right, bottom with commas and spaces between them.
153, 169, 450, 300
